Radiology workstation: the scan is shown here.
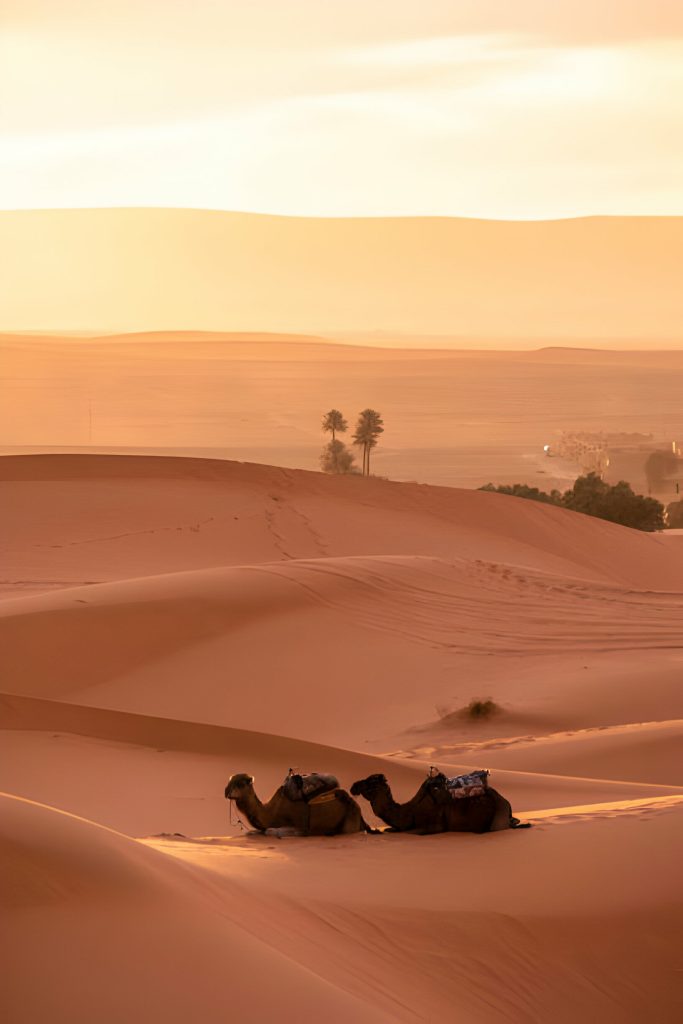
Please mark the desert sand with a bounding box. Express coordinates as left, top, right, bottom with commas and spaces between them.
3, 331, 683, 492
2, 452, 683, 1022
2, 210, 683, 341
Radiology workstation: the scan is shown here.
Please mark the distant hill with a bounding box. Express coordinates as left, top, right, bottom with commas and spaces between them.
1, 209, 682, 341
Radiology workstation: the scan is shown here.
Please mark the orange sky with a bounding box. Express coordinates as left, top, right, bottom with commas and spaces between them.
2, 1, 683, 217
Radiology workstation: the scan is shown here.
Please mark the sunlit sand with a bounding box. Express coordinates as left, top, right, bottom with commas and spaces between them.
2, 450, 683, 1021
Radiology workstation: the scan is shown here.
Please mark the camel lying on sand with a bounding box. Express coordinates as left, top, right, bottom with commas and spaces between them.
225, 773, 376, 835
350, 773, 530, 834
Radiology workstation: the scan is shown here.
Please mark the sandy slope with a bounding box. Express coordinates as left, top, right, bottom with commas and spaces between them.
3, 555, 683, 752
0, 794, 389, 1024
3, 452, 683, 1022
4, 693, 682, 837
2, 457, 683, 754
145, 803, 683, 1024
2, 453, 683, 594
3, 791, 681, 1023
416, 720, 683, 786
2, 210, 682, 339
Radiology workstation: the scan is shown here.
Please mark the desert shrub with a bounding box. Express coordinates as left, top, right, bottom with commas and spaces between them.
463, 698, 500, 720
562, 473, 664, 531
479, 483, 562, 505
481, 473, 665, 531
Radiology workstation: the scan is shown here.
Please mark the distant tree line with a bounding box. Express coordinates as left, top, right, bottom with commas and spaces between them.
480, 472, 666, 532
321, 408, 384, 476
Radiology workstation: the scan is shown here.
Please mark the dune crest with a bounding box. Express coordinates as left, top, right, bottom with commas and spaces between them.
2, 209, 682, 340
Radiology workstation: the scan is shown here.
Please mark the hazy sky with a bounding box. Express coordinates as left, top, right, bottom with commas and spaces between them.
2, 1, 683, 217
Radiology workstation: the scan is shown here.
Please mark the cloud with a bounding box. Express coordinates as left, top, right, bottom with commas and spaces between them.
1, 7, 682, 216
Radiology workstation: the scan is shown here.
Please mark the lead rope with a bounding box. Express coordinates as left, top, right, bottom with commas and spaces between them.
228, 799, 248, 832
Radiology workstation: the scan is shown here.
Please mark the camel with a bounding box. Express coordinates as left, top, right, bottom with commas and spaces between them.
224, 773, 376, 836
350, 773, 530, 833
427, 772, 530, 831
350, 773, 441, 832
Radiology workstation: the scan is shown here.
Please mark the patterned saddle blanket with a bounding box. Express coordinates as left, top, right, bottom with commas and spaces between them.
442, 769, 489, 799
283, 771, 339, 802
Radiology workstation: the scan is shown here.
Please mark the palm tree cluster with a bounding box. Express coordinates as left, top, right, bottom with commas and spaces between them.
321, 408, 384, 476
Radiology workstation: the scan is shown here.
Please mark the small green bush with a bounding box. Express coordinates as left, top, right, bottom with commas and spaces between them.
480, 473, 665, 531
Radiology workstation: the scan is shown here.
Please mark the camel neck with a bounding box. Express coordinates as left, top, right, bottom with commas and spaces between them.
236, 790, 268, 831
371, 785, 412, 828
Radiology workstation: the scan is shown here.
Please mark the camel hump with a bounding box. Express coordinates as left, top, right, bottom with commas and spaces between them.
283, 771, 339, 802
307, 788, 342, 806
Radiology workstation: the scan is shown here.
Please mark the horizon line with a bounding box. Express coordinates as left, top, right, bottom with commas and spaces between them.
3, 330, 683, 354
2, 206, 683, 224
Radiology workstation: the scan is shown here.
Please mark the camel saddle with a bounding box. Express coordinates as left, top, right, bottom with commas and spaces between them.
283, 770, 339, 803
444, 769, 489, 798
430, 769, 489, 799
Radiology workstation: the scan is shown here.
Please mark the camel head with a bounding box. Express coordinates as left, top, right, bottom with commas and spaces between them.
350, 774, 388, 798
224, 773, 254, 800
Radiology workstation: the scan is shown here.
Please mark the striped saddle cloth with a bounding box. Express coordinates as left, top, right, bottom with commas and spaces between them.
443, 769, 489, 799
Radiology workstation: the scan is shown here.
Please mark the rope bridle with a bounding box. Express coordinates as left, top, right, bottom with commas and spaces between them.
228, 795, 248, 831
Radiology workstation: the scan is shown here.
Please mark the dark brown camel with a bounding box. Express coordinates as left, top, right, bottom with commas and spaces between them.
427, 772, 530, 831
225, 773, 376, 835
350, 773, 530, 833
350, 774, 444, 832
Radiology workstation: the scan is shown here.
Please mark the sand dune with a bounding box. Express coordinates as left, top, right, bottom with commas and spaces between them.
419, 720, 683, 786
2, 209, 683, 340
4, 450, 683, 1021
145, 802, 683, 1024
0, 794, 389, 1023
3, 553, 683, 748
3, 454, 683, 595
7, 790, 679, 1023
4, 693, 681, 838
0, 691, 427, 835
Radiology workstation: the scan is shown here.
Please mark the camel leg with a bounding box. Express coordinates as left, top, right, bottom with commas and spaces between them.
340, 804, 364, 834
488, 789, 516, 831
306, 796, 354, 835
332, 791, 368, 834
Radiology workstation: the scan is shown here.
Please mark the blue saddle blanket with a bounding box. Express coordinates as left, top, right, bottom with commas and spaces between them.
444, 769, 489, 798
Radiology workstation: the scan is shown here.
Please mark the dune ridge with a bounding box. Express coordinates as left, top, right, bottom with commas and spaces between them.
3, 450, 683, 1022
2, 209, 683, 340
4, 691, 682, 838
3, 453, 683, 595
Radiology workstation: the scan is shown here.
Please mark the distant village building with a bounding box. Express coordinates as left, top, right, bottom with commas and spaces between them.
555, 432, 683, 500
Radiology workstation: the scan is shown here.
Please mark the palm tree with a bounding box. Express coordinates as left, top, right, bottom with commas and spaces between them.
353, 409, 384, 476
322, 409, 348, 443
